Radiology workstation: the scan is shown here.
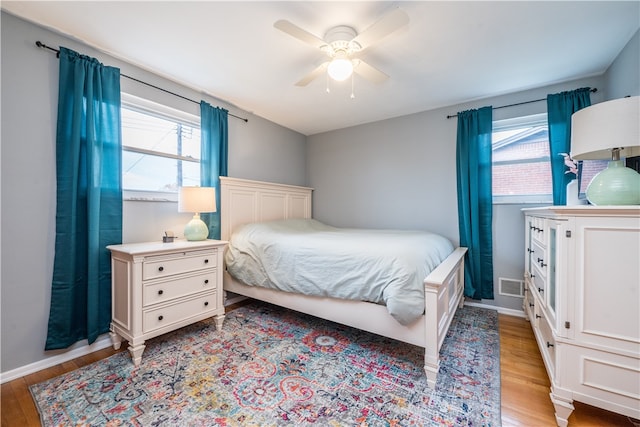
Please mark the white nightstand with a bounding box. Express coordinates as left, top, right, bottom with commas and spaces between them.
107, 239, 227, 365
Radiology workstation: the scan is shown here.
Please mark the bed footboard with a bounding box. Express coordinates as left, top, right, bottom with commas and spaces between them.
422, 247, 467, 388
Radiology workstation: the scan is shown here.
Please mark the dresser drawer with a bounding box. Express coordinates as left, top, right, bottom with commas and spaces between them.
524, 287, 536, 322
530, 266, 546, 302
538, 315, 556, 361
143, 270, 217, 307
143, 249, 217, 280
531, 217, 546, 246
531, 240, 547, 278
143, 292, 218, 333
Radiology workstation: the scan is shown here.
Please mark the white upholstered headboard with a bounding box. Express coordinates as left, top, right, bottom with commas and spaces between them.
220, 177, 313, 240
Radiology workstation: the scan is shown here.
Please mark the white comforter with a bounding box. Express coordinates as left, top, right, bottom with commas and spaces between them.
224, 219, 454, 325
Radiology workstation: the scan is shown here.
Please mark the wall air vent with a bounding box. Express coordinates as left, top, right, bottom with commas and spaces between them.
499, 277, 525, 298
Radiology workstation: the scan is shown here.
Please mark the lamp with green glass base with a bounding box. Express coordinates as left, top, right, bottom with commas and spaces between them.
183, 213, 210, 241
584, 152, 640, 206
178, 187, 217, 241
571, 96, 640, 206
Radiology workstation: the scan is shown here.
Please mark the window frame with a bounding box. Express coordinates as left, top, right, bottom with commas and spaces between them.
121, 93, 201, 202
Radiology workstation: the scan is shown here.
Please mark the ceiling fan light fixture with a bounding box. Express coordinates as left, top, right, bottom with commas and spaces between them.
327, 58, 353, 81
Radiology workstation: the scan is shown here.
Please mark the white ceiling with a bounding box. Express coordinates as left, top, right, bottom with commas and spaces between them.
3, 1, 639, 136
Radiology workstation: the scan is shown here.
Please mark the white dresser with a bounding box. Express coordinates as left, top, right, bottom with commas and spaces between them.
107, 239, 227, 365
522, 206, 640, 426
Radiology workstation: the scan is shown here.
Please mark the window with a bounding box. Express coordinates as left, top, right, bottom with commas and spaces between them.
121, 94, 200, 200
492, 114, 552, 203
491, 113, 607, 204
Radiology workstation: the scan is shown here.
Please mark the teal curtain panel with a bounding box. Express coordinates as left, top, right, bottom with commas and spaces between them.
546, 87, 592, 205
200, 101, 229, 240
46, 47, 122, 350
456, 106, 494, 300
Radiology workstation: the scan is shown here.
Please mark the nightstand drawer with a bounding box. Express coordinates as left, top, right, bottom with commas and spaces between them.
143, 249, 217, 280
143, 270, 217, 306
143, 292, 217, 333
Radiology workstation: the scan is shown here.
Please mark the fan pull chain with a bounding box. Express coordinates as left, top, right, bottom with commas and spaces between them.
350, 73, 355, 99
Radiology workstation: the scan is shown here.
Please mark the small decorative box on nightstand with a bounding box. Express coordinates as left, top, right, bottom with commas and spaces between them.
107, 239, 227, 365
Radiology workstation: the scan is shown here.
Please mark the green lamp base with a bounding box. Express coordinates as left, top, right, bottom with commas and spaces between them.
184, 214, 209, 241
586, 160, 640, 206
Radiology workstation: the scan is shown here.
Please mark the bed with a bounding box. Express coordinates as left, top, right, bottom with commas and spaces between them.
220, 177, 467, 388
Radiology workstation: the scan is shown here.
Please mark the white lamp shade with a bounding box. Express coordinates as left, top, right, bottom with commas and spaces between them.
178, 187, 217, 213
570, 96, 640, 160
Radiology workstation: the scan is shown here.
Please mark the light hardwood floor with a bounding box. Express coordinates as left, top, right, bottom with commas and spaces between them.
1, 308, 637, 426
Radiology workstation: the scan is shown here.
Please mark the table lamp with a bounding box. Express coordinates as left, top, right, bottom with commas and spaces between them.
570, 96, 640, 205
178, 187, 216, 241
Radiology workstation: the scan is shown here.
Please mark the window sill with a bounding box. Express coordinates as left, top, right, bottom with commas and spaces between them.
492, 195, 553, 205
123, 190, 178, 202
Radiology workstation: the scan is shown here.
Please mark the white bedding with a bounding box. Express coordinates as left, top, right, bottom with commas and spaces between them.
225, 219, 454, 325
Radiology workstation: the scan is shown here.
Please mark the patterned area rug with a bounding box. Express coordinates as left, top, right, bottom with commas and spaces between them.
30, 301, 501, 426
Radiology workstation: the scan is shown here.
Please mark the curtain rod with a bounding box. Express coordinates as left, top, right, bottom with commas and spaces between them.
35, 41, 249, 123
446, 87, 598, 119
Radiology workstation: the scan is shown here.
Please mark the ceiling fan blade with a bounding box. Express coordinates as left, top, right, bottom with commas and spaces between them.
274, 20, 326, 49
353, 60, 388, 84
295, 62, 329, 86
352, 8, 409, 50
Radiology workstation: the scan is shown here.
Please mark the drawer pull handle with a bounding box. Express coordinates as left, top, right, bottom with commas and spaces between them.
204, 279, 209, 284
529, 303, 534, 308
158, 315, 164, 321
535, 314, 542, 319
204, 301, 209, 306
204, 259, 209, 264
540, 262, 547, 267
538, 287, 544, 293
158, 290, 164, 295
530, 274, 535, 278
158, 266, 164, 272
547, 342, 554, 348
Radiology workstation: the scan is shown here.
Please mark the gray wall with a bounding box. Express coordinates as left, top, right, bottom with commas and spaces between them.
605, 30, 640, 100
1, 12, 306, 374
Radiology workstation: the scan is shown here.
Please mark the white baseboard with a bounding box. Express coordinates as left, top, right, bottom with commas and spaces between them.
0, 334, 114, 384
464, 300, 526, 318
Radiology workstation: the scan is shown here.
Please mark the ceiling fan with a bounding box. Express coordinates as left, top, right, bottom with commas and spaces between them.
274, 8, 409, 87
